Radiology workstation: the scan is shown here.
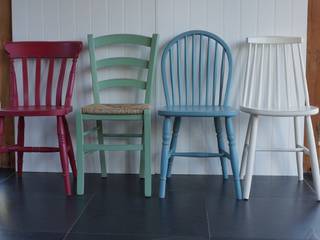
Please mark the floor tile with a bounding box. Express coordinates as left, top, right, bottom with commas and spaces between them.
206, 195, 320, 239
0, 169, 14, 182
70, 191, 208, 238
0, 230, 64, 240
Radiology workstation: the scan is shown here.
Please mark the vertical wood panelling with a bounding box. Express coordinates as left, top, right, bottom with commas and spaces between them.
11, 0, 308, 175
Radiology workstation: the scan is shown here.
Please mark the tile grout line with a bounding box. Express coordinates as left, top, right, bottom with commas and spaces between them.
0, 172, 15, 184
205, 196, 213, 240
62, 193, 96, 240
303, 179, 316, 194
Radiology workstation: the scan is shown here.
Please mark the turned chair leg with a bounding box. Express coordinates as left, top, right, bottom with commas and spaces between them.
159, 117, 171, 198
243, 115, 259, 200
225, 117, 242, 200
294, 116, 304, 181
17, 117, 25, 177
167, 117, 181, 178
62, 116, 77, 178
97, 120, 107, 178
143, 110, 152, 197
57, 116, 71, 196
240, 115, 253, 180
305, 116, 320, 201
214, 117, 228, 180
76, 111, 85, 195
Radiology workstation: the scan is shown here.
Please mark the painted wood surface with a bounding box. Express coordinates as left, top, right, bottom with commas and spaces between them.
11, 0, 308, 176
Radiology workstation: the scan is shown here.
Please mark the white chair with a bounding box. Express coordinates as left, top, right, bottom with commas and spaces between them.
240, 36, 320, 201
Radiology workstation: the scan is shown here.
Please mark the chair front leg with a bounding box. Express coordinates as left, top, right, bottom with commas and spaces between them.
62, 116, 77, 178
17, 117, 25, 177
57, 116, 71, 196
305, 116, 320, 201
243, 115, 259, 200
159, 117, 171, 198
167, 117, 181, 178
294, 116, 304, 181
143, 110, 152, 197
97, 120, 107, 178
139, 125, 145, 179
225, 117, 242, 200
240, 115, 253, 180
214, 117, 228, 180
76, 111, 85, 195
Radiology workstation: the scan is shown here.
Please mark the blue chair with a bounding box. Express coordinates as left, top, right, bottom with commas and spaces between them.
158, 30, 242, 200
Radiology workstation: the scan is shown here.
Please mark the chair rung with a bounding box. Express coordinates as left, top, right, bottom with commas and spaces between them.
84, 144, 143, 153
0, 146, 60, 153
170, 152, 224, 158
102, 133, 143, 138
256, 147, 306, 153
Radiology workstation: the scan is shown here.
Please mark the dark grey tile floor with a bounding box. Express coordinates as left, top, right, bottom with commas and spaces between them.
0, 169, 319, 240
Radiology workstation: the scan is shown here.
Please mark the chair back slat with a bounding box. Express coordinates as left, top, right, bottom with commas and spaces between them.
22, 58, 29, 106
161, 30, 233, 107
35, 58, 41, 106
5, 41, 82, 108
64, 59, 78, 107
242, 36, 309, 111
88, 33, 159, 104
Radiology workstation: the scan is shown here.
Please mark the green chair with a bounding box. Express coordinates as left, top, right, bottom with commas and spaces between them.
76, 33, 158, 197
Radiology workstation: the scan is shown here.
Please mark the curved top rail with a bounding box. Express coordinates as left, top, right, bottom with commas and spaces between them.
247, 36, 302, 44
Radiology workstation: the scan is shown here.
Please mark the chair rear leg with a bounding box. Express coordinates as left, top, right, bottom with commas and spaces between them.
240, 115, 253, 179
305, 116, 320, 201
243, 115, 259, 200
63, 116, 77, 178
159, 117, 171, 198
225, 117, 242, 200
143, 110, 152, 197
17, 117, 25, 177
294, 116, 304, 181
214, 117, 228, 180
167, 117, 181, 178
97, 120, 107, 178
0, 117, 5, 158
76, 111, 85, 195
139, 125, 145, 179
57, 116, 71, 196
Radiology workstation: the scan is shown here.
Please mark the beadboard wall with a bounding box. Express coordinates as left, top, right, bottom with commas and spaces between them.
11, 0, 308, 175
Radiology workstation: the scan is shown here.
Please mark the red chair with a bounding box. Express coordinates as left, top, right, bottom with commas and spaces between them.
3, 41, 82, 195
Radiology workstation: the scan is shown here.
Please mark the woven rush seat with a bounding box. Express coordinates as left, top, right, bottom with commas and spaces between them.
81, 103, 150, 115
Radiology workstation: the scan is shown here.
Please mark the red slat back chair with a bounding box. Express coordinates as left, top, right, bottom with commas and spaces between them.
4, 41, 82, 196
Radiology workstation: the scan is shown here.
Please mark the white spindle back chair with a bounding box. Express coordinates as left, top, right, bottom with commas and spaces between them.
240, 36, 320, 201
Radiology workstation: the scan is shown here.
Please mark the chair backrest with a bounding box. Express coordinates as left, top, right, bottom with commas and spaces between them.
88, 33, 159, 104
241, 36, 309, 110
161, 30, 233, 106
5, 41, 82, 108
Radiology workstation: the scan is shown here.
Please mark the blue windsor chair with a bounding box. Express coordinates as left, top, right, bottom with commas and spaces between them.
158, 30, 242, 199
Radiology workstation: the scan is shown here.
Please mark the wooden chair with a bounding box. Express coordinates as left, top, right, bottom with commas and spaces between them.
158, 30, 243, 199
76, 34, 158, 197
240, 36, 320, 201
4, 41, 82, 196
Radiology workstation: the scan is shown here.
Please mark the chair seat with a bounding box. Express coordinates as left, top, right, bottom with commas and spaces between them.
158, 105, 238, 117
0, 105, 72, 117
81, 103, 150, 115
240, 105, 319, 116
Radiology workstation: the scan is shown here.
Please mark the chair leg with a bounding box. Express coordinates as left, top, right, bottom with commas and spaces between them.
240, 115, 253, 180
76, 111, 85, 195
143, 110, 152, 197
97, 120, 107, 178
294, 116, 304, 181
57, 116, 71, 196
139, 125, 145, 179
305, 116, 320, 201
243, 115, 259, 200
0, 117, 5, 154
17, 117, 25, 177
63, 116, 77, 178
159, 117, 171, 198
225, 117, 242, 200
214, 117, 228, 180
167, 117, 181, 178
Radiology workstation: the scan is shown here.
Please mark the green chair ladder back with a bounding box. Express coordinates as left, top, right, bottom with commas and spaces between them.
76, 33, 159, 197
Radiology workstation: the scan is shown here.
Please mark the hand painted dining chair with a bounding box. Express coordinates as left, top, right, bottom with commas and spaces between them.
240, 36, 320, 201
4, 41, 82, 196
76, 33, 158, 197
158, 30, 242, 200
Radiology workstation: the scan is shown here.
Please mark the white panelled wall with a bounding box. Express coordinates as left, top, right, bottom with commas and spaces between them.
11, 0, 308, 175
